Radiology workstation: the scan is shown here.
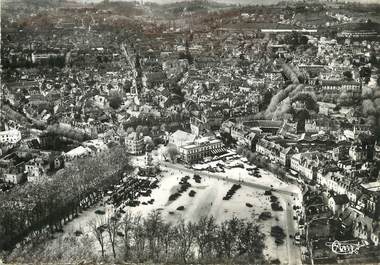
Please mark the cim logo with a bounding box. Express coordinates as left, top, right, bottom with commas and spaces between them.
325, 240, 366, 255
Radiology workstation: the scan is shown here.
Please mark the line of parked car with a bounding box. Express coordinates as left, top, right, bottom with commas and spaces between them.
104, 175, 159, 208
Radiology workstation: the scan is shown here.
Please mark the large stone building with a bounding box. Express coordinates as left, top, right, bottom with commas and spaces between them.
179, 137, 226, 163
125, 132, 144, 155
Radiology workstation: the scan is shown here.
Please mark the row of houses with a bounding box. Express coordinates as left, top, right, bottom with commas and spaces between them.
256, 138, 295, 167
0, 151, 64, 184
0, 139, 110, 184
256, 136, 371, 175
308, 179, 380, 247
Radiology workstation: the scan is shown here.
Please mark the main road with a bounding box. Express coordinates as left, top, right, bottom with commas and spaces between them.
284, 196, 303, 265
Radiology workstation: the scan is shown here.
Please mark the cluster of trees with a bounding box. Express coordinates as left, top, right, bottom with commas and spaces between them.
108, 91, 123, 110
264, 83, 315, 120
0, 147, 130, 251
126, 124, 152, 136
165, 143, 179, 162
360, 66, 372, 84
46, 123, 93, 142
123, 111, 190, 132
46, 55, 66, 68
280, 31, 309, 50
237, 146, 268, 167
281, 63, 304, 84
90, 211, 266, 264
362, 76, 380, 139
124, 125, 160, 147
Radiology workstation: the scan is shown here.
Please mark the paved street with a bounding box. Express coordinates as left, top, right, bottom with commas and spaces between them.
284, 197, 302, 265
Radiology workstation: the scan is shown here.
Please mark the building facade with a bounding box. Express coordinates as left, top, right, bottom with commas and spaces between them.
0, 129, 22, 144
125, 132, 144, 155
179, 137, 225, 163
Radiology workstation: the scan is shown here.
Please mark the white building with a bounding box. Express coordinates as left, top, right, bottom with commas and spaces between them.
64, 146, 92, 161
93, 95, 109, 109
179, 137, 225, 163
3, 172, 23, 184
25, 158, 46, 183
0, 129, 22, 144
169, 130, 197, 147
328, 194, 349, 215
125, 132, 144, 155
349, 144, 365, 161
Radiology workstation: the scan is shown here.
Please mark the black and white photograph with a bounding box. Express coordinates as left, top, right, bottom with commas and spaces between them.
0, 0, 380, 264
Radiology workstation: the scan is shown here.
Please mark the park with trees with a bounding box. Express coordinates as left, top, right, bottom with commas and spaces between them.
0, 146, 131, 253
6, 209, 266, 265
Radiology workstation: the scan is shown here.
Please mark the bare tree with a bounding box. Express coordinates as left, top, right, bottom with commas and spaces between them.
237, 221, 265, 262
195, 216, 217, 261
106, 214, 121, 259
160, 222, 175, 262
0, 145, 131, 258
144, 210, 163, 261
122, 210, 134, 259
131, 213, 146, 262
218, 216, 240, 259
175, 220, 196, 264
88, 217, 106, 259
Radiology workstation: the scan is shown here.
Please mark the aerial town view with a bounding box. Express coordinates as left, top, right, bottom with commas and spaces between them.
0, 0, 380, 264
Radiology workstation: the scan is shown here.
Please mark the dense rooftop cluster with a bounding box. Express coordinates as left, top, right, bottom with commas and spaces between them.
1, 0, 380, 263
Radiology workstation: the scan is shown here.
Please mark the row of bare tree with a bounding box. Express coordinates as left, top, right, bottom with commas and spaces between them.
0, 147, 130, 251
90, 210, 266, 264
282, 63, 301, 84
